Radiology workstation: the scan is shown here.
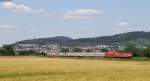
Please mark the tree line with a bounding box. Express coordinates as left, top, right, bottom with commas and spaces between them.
117, 44, 150, 58
0, 44, 47, 56
0, 44, 150, 58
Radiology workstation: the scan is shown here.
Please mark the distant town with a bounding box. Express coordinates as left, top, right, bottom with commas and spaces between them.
14, 43, 121, 56
0, 31, 150, 58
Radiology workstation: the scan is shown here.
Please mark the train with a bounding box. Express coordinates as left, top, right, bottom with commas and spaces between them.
105, 52, 132, 58
48, 52, 132, 58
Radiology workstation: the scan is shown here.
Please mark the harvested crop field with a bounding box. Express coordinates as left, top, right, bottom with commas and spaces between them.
0, 56, 150, 81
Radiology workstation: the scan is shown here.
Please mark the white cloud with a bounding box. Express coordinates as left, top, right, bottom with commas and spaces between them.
0, 1, 49, 15
0, 24, 14, 28
63, 9, 102, 20
1, 1, 32, 13
115, 22, 129, 27
0, 1, 103, 20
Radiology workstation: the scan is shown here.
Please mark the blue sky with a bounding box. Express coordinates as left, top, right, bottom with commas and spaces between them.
0, 0, 150, 46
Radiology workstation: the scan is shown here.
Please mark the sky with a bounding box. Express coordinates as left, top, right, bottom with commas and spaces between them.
0, 0, 150, 46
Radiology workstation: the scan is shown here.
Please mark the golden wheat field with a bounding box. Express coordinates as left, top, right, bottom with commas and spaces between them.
0, 57, 150, 81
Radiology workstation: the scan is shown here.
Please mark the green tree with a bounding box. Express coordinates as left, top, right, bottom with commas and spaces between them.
135, 48, 144, 57
1, 44, 15, 56
124, 44, 138, 57
17, 50, 35, 56
0, 49, 5, 56
72, 47, 82, 52
61, 48, 69, 53
144, 47, 150, 58
116, 49, 125, 53
36, 52, 47, 56
101, 48, 108, 52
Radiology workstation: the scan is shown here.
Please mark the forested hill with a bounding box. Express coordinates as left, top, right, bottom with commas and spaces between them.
14, 31, 150, 47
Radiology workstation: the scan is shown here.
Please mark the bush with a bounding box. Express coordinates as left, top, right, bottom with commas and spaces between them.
144, 47, 150, 58
101, 48, 108, 52
17, 50, 36, 56
61, 48, 69, 53
72, 47, 82, 52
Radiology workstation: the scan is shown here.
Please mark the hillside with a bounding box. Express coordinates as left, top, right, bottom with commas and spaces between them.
14, 36, 73, 46
14, 31, 150, 47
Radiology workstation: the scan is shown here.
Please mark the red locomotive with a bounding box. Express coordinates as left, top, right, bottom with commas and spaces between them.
105, 52, 132, 58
